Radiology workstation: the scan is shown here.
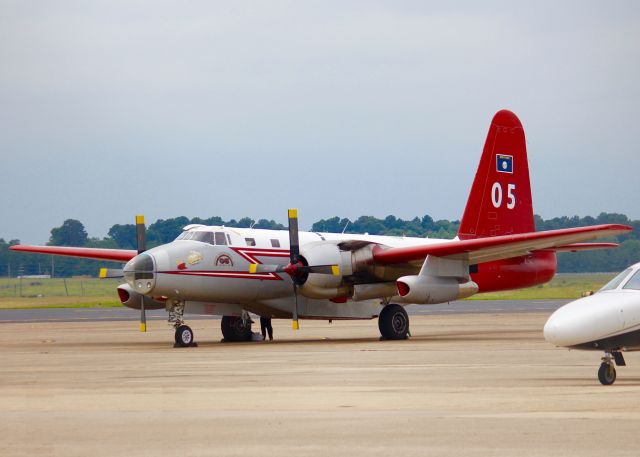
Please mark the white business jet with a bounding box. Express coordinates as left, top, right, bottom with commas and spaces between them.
545, 263, 640, 385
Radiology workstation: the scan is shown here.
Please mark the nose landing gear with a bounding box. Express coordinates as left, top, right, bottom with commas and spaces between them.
169, 301, 197, 347
598, 351, 625, 385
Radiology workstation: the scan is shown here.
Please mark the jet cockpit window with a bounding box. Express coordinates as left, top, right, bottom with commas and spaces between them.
600, 268, 633, 292
176, 232, 187, 240
215, 232, 227, 245
622, 270, 640, 291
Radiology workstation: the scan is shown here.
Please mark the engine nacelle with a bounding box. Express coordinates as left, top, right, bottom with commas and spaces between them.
298, 242, 352, 299
117, 284, 166, 310
396, 275, 478, 304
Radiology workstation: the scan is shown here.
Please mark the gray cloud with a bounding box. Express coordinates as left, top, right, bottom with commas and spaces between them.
1, 1, 639, 243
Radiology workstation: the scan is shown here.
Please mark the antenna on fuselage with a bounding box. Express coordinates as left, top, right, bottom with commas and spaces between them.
341, 220, 350, 234
249, 219, 256, 229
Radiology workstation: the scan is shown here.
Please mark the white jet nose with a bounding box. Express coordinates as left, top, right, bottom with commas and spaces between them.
543, 315, 561, 345
543, 298, 592, 347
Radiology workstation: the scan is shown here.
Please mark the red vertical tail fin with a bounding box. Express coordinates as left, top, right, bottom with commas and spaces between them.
458, 110, 534, 239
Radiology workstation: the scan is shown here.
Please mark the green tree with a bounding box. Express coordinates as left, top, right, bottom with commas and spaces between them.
107, 224, 137, 249
49, 219, 88, 246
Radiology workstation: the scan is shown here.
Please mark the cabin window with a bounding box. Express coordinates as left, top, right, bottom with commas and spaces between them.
245, 237, 256, 247
227, 234, 232, 245
622, 270, 640, 291
270, 239, 281, 248
215, 232, 227, 245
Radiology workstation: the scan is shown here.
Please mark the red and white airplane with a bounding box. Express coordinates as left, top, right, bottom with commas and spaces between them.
11, 110, 632, 347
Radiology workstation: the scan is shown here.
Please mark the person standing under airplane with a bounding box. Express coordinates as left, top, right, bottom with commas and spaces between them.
260, 316, 273, 340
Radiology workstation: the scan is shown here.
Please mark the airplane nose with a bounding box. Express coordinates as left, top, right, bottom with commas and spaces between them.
543, 316, 560, 345
543, 295, 614, 348
124, 252, 156, 294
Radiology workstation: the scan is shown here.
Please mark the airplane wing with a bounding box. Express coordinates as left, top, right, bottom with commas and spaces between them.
371, 224, 632, 266
8, 245, 137, 262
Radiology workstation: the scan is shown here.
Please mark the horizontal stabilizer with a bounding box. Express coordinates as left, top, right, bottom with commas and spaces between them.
550, 242, 620, 252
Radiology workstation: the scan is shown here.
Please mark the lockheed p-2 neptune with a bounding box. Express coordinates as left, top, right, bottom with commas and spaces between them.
11, 110, 632, 346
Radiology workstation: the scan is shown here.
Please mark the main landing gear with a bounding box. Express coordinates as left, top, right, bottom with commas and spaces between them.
378, 304, 410, 340
221, 315, 253, 342
598, 351, 626, 385
169, 301, 197, 348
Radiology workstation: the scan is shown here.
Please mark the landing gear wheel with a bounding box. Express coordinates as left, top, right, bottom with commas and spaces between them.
378, 304, 409, 340
174, 325, 195, 347
598, 362, 616, 385
221, 316, 252, 342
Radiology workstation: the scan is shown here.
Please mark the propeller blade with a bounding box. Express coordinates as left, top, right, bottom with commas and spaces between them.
288, 208, 300, 264
140, 294, 147, 332
292, 283, 299, 330
248, 263, 280, 274
248, 263, 339, 276
99, 268, 124, 279
306, 265, 340, 275
136, 215, 146, 254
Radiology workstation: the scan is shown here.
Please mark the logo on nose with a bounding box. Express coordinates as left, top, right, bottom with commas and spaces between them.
215, 254, 233, 267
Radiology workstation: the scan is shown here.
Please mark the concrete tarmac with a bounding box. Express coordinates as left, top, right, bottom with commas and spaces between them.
1, 312, 639, 457
0, 299, 571, 323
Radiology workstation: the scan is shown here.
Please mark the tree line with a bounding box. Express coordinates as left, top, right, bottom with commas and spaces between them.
1, 212, 638, 277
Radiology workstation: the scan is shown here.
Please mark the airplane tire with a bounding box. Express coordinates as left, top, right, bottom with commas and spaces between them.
378, 304, 409, 340
175, 325, 194, 347
221, 316, 252, 342
598, 362, 616, 385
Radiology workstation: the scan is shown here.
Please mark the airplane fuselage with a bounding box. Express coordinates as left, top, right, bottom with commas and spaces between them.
123, 226, 556, 320
544, 264, 640, 351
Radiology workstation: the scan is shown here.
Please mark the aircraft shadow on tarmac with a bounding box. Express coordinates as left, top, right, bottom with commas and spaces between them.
45, 328, 541, 349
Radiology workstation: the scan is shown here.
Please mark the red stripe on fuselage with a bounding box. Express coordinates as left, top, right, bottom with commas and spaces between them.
158, 270, 283, 280
158, 248, 291, 280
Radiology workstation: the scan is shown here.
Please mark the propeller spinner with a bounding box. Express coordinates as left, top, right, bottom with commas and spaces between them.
248, 209, 340, 330
99, 214, 148, 332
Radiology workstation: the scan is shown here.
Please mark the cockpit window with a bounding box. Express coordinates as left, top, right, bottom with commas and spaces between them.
176, 231, 215, 244
600, 268, 633, 292
622, 270, 640, 291
192, 232, 214, 244
215, 232, 227, 245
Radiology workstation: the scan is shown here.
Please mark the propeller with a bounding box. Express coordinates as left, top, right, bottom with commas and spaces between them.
135, 215, 147, 332
98, 214, 148, 332
248, 209, 340, 330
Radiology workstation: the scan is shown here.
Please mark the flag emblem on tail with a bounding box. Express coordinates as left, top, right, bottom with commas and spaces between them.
496, 154, 513, 173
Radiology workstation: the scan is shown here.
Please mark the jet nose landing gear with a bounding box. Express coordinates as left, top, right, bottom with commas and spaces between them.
598, 351, 625, 385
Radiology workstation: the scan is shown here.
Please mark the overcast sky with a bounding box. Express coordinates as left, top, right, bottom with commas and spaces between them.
1, 1, 639, 244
